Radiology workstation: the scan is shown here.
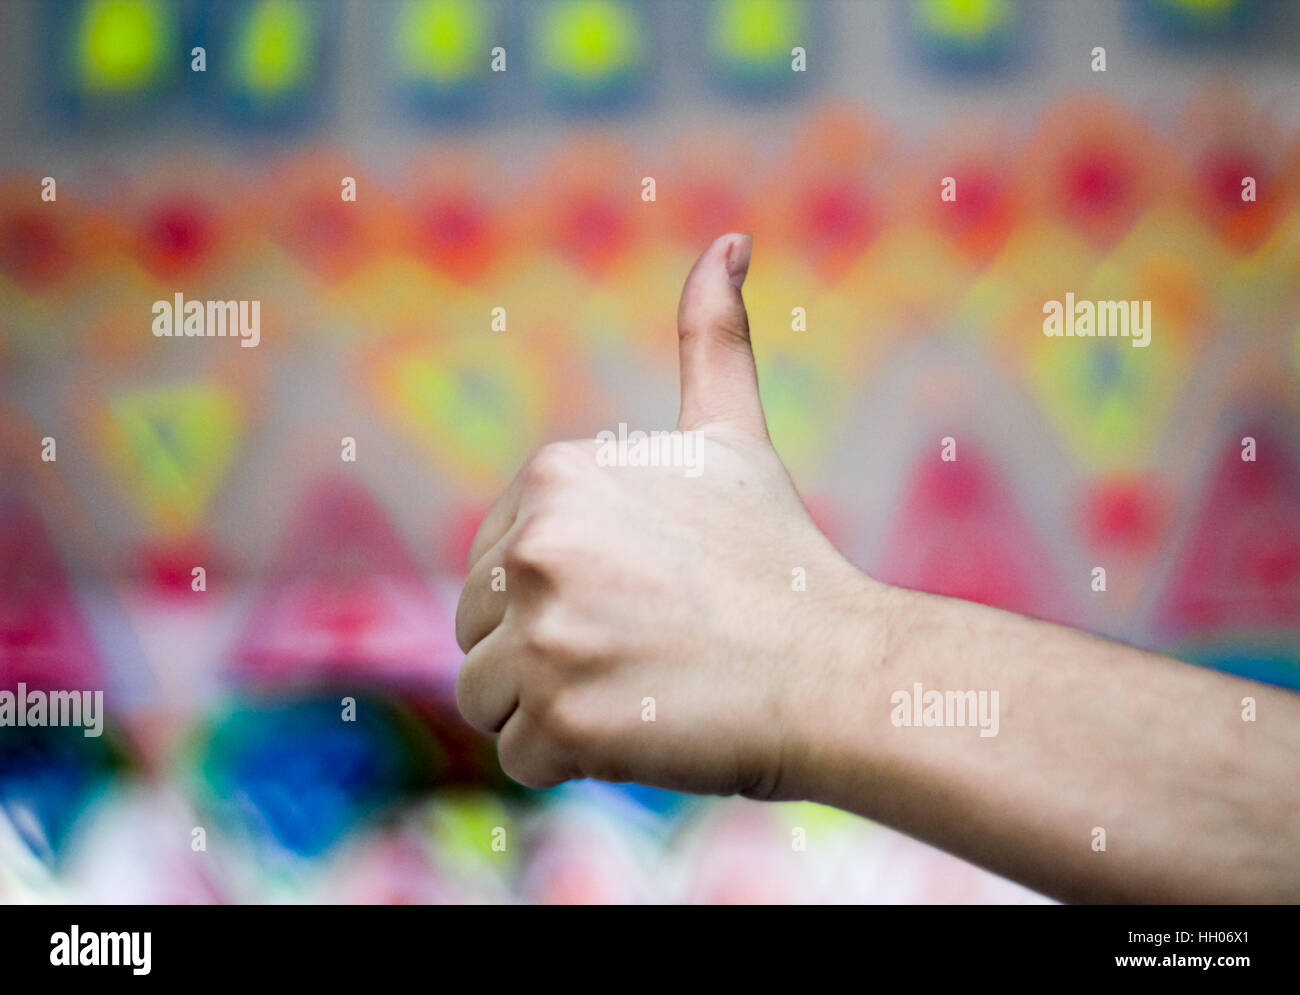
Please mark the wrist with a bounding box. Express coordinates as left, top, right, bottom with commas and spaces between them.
768, 562, 896, 804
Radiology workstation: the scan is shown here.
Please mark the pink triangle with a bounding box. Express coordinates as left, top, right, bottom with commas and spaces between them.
875, 447, 1067, 621
0, 497, 103, 690
233, 478, 460, 688
1155, 429, 1300, 638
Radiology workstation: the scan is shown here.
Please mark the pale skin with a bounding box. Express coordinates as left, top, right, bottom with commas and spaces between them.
455, 233, 1300, 904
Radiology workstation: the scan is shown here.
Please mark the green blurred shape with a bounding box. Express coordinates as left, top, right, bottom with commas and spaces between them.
106, 382, 244, 534
915, 0, 1013, 38
396, 0, 487, 84
76, 0, 174, 93
539, 0, 643, 82
231, 0, 316, 98
711, 0, 798, 63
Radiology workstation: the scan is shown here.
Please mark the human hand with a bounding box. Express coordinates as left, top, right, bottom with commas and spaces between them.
454, 233, 881, 796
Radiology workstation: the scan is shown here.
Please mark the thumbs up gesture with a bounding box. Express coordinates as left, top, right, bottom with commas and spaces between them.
456, 239, 1300, 902
455, 234, 879, 796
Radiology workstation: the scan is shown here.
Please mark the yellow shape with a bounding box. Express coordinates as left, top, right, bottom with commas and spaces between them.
100, 382, 244, 535
426, 791, 517, 875
1027, 319, 1177, 470
967, 219, 1100, 359
328, 255, 466, 333
778, 800, 868, 836
916, 0, 1011, 36
1090, 207, 1228, 339
492, 252, 593, 337
1166, 0, 1236, 15
369, 335, 548, 489
540, 0, 642, 81
78, 0, 172, 92
397, 0, 486, 83
712, 0, 798, 62
989, 218, 1100, 299
953, 268, 1028, 342
837, 225, 974, 327
1088, 258, 1203, 353
234, 0, 314, 97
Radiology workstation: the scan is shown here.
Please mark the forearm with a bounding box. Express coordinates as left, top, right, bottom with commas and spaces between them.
786, 578, 1300, 903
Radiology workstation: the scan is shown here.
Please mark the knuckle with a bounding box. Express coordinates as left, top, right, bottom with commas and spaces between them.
495, 739, 536, 788
538, 690, 595, 754
504, 525, 554, 575
714, 312, 753, 353
504, 516, 576, 577
520, 609, 581, 661
497, 723, 560, 790
679, 304, 750, 349
454, 661, 491, 732
523, 442, 586, 491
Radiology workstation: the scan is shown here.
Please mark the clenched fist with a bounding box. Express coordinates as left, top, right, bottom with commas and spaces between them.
454, 233, 878, 796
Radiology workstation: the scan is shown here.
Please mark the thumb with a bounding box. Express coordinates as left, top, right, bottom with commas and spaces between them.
675, 233, 767, 439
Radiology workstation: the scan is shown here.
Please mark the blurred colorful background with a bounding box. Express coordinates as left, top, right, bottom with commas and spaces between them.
1, 0, 1299, 903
